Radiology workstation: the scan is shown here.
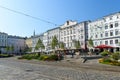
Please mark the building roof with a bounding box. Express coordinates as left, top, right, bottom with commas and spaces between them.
0, 32, 8, 35
47, 27, 60, 32
8, 35, 25, 39
103, 12, 120, 18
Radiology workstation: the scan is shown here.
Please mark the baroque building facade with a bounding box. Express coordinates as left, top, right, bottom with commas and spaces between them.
60, 20, 89, 49
7, 35, 26, 54
88, 12, 120, 51
0, 32, 8, 53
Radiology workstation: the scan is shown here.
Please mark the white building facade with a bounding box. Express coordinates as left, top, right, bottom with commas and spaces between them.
47, 27, 60, 51
88, 12, 120, 50
43, 32, 48, 51
0, 32, 8, 53
7, 36, 26, 54
60, 20, 89, 49
32, 34, 44, 52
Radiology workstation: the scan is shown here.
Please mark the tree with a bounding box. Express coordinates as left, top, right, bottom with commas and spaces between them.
88, 38, 94, 47
51, 36, 58, 49
51, 36, 58, 54
23, 45, 32, 53
5, 46, 10, 54
10, 45, 14, 54
35, 38, 45, 53
59, 42, 65, 50
88, 38, 94, 54
75, 41, 80, 49
73, 40, 81, 49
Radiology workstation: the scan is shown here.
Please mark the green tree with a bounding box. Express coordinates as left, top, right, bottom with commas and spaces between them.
5, 46, 10, 54
51, 36, 58, 54
51, 36, 58, 49
10, 45, 14, 54
75, 41, 81, 49
23, 46, 32, 53
35, 38, 45, 53
88, 38, 94, 47
73, 40, 81, 49
59, 42, 65, 49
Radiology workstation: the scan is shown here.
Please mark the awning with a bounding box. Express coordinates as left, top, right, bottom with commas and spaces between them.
95, 44, 113, 49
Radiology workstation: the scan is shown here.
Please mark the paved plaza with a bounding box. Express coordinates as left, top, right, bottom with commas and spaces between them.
0, 57, 120, 80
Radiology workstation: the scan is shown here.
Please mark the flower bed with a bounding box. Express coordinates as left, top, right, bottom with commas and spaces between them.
0, 54, 13, 58
99, 51, 120, 66
18, 53, 59, 61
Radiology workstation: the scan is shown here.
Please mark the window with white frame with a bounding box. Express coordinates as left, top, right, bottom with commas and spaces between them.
110, 40, 113, 44
115, 22, 119, 27
100, 34, 103, 37
110, 24, 113, 28
110, 30, 113, 36
115, 39, 118, 44
105, 41, 108, 45
105, 32, 108, 37
105, 25, 108, 29
115, 29, 119, 35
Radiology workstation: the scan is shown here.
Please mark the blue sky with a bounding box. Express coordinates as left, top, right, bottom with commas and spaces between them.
0, 0, 120, 37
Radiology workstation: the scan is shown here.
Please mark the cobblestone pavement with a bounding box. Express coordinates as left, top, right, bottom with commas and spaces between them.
0, 58, 120, 80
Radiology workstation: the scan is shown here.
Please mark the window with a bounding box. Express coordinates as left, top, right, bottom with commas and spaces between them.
95, 35, 98, 38
70, 36, 72, 40
64, 37, 66, 42
110, 40, 113, 44
73, 35, 76, 39
95, 42, 97, 45
115, 30, 119, 35
104, 19, 106, 22
67, 37, 69, 41
117, 16, 119, 19
100, 41, 102, 44
81, 29, 83, 32
64, 31, 66, 35
70, 30, 72, 34
81, 36, 83, 39
105, 25, 108, 29
115, 22, 118, 27
110, 17, 112, 20
105, 41, 108, 45
67, 31, 69, 35
105, 32, 108, 37
100, 34, 103, 37
73, 29, 75, 34
110, 30, 113, 36
67, 21, 69, 25
110, 24, 113, 28
115, 39, 118, 44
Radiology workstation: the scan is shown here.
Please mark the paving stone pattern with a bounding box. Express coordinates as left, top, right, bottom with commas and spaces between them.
0, 58, 120, 80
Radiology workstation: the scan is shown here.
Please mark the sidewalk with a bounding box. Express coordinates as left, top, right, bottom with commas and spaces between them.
2, 56, 120, 72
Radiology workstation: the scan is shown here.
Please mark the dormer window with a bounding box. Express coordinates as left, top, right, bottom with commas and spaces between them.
117, 16, 119, 19
67, 21, 69, 25
110, 17, 112, 20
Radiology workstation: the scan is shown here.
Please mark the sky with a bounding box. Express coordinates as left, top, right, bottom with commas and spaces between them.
0, 0, 120, 37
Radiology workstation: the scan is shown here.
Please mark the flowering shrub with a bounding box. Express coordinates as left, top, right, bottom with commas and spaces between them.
98, 51, 120, 66
38, 55, 49, 61
110, 52, 120, 60
18, 53, 59, 61
100, 50, 109, 57
98, 58, 104, 63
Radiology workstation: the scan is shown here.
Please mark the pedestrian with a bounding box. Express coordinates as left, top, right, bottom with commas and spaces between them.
71, 50, 74, 58
57, 53, 60, 61
75, 50, 80, 59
